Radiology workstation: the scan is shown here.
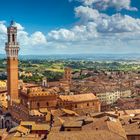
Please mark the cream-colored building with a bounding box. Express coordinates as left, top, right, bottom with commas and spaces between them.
96, 90, 131, 105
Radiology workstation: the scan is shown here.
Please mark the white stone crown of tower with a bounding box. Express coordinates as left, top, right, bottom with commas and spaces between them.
5, 21, 20, 58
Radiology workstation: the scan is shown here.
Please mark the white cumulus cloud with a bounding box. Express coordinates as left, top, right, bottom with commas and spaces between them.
71, 0, 137, 11
48, 5, 140, 43
48, 29, 75, 41
75, 6, 102, 21
48, 22, 98, 41
30, 31, 47, 46
0, 21, 47, 54
75, 6, 140, 33
46, 1, 140, 54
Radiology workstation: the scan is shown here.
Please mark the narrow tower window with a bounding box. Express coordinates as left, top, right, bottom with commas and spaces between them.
12, 34, 15, 42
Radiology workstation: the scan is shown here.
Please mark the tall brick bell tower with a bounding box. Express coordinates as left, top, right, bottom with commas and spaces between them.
5, 21, 20, 106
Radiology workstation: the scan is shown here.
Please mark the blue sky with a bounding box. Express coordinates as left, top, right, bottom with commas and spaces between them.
0, 0, 140, 55
0, 0, 78, 32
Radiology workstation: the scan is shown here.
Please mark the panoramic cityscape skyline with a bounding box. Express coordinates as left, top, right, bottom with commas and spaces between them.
0, 0, 140, 55
1, 1, 140, 140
